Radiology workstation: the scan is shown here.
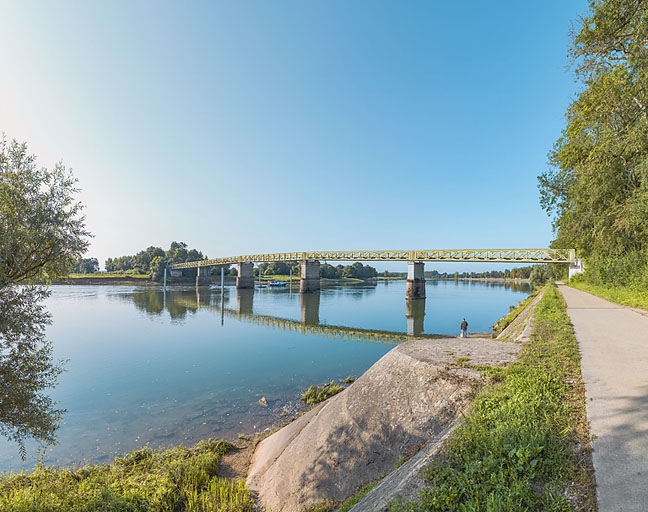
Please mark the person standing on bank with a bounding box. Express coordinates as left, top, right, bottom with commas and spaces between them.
460, 318, 468, 338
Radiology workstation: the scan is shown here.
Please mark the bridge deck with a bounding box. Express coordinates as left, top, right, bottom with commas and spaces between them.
171, 248, 575, 269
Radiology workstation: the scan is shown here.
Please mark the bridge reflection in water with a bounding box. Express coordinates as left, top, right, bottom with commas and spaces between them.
129, 286, 424, 342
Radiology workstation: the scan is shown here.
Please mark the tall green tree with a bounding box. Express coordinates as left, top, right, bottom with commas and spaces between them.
0, 136, 90, 457
74, 257, 99, 274
539, 0, 648, 285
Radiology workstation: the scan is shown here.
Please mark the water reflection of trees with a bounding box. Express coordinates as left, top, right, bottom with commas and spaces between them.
0, 287, 65, 458
128, 289, 203, 321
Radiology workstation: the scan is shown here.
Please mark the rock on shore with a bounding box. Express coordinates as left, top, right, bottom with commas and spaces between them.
246, 338, 521, 512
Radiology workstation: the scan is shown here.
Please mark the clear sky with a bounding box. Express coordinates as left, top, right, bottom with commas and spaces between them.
1, 1, 589, 272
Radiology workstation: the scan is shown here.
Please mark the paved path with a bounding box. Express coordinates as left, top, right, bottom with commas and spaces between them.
557, 284, 648, 511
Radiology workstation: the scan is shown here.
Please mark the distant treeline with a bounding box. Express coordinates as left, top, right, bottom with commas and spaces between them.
425, 266, 533, 280
254, 261, 378, 279
377, 266, 533, 279
72, 242, 208, 281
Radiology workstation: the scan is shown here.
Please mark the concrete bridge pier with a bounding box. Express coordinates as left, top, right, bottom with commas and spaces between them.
406, 261, 426, 300
196, 266, 212, 287
300, 260, 320, 293
237, 262, 255, 289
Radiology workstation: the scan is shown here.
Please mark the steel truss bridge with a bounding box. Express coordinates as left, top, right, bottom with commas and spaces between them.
171, 248, 576, 269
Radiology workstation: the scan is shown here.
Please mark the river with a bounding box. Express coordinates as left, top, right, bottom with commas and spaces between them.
0, 279, 530, 472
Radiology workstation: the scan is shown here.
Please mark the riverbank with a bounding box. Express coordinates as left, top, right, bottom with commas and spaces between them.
246, 336, 523, 512
0, 282, 547, 510
243, 285, 594, 511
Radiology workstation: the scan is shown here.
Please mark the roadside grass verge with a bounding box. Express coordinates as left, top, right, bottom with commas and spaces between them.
570, 280, 648, 311
0, 439, 255, 512
389, 285, 595, 511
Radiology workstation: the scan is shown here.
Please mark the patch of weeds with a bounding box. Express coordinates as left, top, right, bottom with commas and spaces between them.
338, 482, 378, 512
394, 456, 408, 469
301, 380, 345, 405
0, 438, 256, 511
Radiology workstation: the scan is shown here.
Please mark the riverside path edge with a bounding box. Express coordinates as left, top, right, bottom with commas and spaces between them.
557, 283, 648, 512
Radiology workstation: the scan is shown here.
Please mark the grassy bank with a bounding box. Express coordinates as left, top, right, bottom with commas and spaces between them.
390, 285, 595, 511
570, 280, 648, 311
0, 439, 254, 512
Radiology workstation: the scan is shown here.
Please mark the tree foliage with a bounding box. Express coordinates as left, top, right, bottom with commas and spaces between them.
73, 257, 99, 274
0, 136, 89, 457
539, 0, 648, 286
0, 137, 90, 286
105, 242, 207, 280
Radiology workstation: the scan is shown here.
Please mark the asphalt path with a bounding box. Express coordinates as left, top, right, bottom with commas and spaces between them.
557, 283, 648, 511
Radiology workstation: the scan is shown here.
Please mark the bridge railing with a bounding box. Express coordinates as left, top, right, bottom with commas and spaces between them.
170, 248, 576, 269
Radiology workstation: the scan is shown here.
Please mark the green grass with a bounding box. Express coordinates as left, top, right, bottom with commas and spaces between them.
338, 482, 378, 511
491, 289, 540, 337
389, 285, 595, 511
259, 274, 295, 281
301, 380, 346, 405
570, 280, 648, 310
0, 439, 255, 512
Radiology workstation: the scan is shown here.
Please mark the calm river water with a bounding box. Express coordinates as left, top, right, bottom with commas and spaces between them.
0, 279, 530, 472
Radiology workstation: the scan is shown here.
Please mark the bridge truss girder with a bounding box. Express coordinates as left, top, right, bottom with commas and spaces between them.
171, 248, 576, 269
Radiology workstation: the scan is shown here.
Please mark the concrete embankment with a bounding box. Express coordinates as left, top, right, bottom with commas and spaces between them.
246, 337, 522, 512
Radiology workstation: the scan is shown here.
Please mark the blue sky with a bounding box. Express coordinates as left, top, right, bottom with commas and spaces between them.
1, 1, 589, 271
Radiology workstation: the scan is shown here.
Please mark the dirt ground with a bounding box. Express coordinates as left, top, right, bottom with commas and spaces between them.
219, 438, 255, 480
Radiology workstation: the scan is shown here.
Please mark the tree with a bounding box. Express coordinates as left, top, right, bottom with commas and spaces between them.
320, 263, 341, 279
264, 261, 290, 276
149, 255, 166, 282
0, 137, 90, 285
0, 136, 90, 457
74, 257, 99, 274
529, 265, 556, 290
539, 0, 648, 286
